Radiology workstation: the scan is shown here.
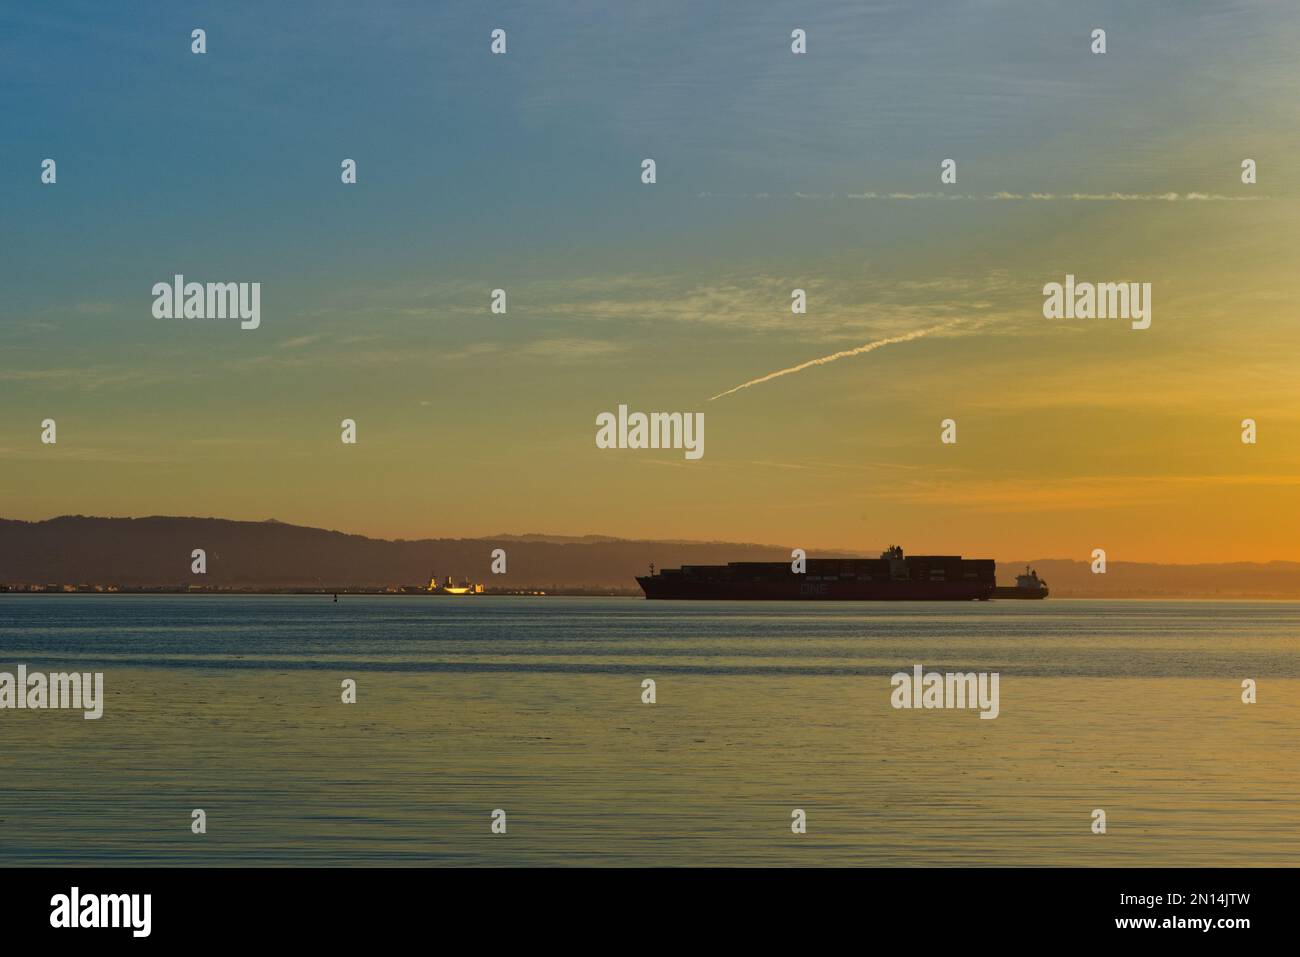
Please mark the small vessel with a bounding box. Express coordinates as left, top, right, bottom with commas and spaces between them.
427, 574, 483, 596
992, 566, 1049, 599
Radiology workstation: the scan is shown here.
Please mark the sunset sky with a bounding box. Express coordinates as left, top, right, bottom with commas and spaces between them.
2, 1, 1298, 562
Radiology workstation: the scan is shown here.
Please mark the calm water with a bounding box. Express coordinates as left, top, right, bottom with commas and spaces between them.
1, 595, 1298, 866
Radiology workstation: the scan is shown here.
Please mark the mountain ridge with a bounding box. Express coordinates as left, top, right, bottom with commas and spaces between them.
3, 516, 1300, 597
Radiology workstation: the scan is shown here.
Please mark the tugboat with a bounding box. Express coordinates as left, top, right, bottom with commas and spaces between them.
992, 566, 1049, 599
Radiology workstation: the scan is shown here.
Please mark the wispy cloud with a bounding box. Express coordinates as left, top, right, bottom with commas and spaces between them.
524, 273, 1018, 341
0, 444, 176, 464
278, 334, 321, 349
519, 338, 624, 360
869, 474, 1300, 513
700, 192, 1264, 202
0, 366, 180, 391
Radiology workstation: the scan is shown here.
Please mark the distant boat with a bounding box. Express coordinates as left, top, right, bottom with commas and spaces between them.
427, 574, 483, 596
992, 566, 1049, 600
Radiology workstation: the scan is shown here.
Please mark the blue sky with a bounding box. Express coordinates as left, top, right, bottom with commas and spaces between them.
2, 2, 1298, 559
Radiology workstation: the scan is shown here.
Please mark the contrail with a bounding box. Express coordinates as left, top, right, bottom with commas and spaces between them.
708, 322, 958, 401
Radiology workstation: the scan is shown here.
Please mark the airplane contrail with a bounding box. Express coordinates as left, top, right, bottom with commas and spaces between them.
708, 321, 959, 401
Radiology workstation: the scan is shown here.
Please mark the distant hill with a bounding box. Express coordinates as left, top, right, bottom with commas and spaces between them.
0, 515, 829, 591
2, 516, 1299, 597
1001, 559, 1300, 600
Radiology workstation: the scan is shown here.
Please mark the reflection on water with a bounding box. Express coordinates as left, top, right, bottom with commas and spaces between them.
1, 596, 1298, 865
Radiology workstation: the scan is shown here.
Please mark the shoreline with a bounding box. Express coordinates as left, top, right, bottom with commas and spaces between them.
5, 590, 1300, 602
0, 587, 639, 598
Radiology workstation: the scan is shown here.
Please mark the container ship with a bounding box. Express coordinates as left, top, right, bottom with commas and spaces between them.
636, 546, 1000, 601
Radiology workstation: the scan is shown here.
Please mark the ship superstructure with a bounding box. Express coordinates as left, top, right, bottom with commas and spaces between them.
992, 566, 1049, 599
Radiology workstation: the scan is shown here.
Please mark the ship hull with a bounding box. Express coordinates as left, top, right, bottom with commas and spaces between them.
637, 553, 997, 601
637, 576, 992, 601
991, 586, 1049, 600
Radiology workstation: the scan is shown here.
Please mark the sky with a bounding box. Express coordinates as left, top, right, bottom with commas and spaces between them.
2, 1, 1298, 562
